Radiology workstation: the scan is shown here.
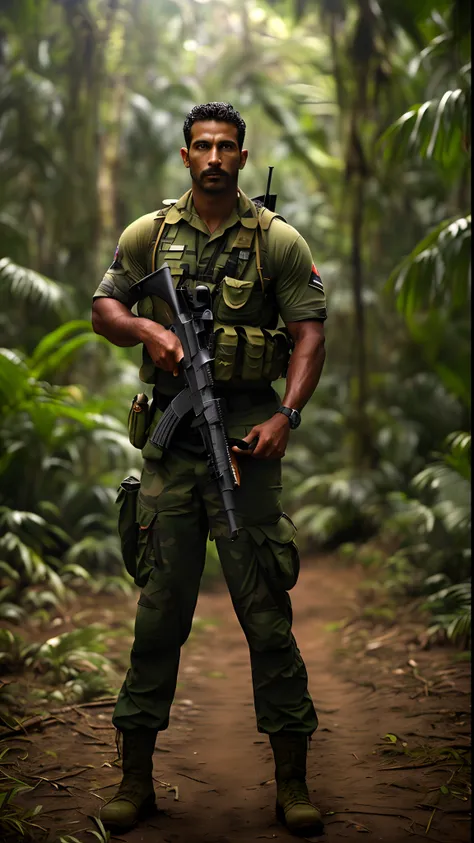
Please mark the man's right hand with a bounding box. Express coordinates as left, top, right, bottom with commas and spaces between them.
91, 298, 184, 375
140, 321, 184, 376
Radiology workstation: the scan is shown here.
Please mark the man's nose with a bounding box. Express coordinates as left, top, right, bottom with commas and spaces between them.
208, 146, 221, 166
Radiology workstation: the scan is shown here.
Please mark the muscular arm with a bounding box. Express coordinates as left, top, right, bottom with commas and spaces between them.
281, 319, 326, 411
91, 298, 183, 374
92, 297, 151, 346
233, 319, 326, 459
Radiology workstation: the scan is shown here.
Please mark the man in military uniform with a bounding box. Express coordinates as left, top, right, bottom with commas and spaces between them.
92, 102, 326, 835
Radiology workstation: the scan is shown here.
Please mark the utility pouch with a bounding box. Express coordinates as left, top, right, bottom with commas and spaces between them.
262, 328, 293, 381
238, 325, 265, 380
215, 276, 263, 325
213, 324, 239, 382
116, 475, 140, 581
128, 393, 150, 449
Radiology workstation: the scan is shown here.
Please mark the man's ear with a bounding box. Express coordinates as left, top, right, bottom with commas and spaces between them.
239, 149, 248, 170
180, 147, 190, 168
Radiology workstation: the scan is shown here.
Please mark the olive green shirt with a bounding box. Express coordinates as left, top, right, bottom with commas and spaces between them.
93, 189, 327, 323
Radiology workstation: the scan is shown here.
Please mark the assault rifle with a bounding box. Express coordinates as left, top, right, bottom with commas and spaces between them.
129, 263, 253, 540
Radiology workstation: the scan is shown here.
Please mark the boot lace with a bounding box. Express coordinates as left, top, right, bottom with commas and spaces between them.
280, 778, 310, 809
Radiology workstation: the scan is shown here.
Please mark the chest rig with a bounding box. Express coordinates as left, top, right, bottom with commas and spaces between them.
137, 197, 293, 389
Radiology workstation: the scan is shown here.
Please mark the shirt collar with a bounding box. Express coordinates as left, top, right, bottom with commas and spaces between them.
159, 188, 258, 236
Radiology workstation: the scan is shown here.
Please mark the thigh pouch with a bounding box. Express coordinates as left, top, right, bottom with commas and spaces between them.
116, 476, 158, 588
246, 513, 300, 591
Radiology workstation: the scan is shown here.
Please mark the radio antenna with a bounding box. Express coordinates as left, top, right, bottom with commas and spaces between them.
263, 166, 274, 208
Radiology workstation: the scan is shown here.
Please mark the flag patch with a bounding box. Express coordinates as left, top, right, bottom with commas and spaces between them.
109, 244, 121, 270
309, 264, 324, 292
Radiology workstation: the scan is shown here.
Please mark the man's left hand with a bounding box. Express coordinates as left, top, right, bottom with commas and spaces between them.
231, 413, 290, 460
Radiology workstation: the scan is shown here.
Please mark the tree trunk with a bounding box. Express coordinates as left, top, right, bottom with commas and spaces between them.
350, 172, 373, 466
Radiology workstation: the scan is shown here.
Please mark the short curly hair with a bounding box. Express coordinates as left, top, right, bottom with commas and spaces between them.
183, 102, 246, 150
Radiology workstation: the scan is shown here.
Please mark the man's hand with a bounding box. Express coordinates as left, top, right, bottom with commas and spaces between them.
232, 412, 290, 459
92, 298, 184, 375
140, 321, 184, 376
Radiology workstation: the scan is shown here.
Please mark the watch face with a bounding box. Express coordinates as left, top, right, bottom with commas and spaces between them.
289, 410, 301, 429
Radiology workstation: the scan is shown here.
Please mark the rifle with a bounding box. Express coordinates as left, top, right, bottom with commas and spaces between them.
129, 263, 253, 540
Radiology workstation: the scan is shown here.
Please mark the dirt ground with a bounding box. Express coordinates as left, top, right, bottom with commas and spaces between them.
5, 558, 471, 843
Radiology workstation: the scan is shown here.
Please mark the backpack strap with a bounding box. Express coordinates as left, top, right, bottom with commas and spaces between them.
256, 206, 286, 284
151, 202, 181, 272
257, 206, 286, 231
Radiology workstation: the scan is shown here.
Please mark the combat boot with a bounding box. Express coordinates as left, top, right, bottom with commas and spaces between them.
270, 732, 324, 836
100, 726, 158, 831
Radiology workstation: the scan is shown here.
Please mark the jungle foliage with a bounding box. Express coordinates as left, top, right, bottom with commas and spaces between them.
0, 0, 471, 666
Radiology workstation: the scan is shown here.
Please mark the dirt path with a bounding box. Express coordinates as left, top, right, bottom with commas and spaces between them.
8, 559, 471, 843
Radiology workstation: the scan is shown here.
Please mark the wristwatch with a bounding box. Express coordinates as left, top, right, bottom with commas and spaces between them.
275, 406, 302, 430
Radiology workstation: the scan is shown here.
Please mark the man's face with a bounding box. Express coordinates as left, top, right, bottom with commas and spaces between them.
181, 121, 248, 193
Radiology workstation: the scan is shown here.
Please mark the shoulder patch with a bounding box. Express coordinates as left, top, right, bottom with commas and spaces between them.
309, 264, 324, 292
109, 243, 122, 270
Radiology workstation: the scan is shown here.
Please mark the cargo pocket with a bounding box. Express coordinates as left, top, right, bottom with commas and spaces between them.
247, 513, 300, 591
213, 324, 239, 382
116, 476, 140, 581
135, 504, 160, 588
238, 325, 265, 380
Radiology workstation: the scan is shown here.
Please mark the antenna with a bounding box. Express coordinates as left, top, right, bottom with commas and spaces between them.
263, 166, 274, 208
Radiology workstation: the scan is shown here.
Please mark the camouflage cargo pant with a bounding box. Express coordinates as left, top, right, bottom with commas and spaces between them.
113, 395, 318, 737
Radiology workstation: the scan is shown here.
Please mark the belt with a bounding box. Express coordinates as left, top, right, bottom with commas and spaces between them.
153, 386, 275, 414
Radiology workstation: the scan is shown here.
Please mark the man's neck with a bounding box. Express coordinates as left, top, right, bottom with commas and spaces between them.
191, 185, 238, 234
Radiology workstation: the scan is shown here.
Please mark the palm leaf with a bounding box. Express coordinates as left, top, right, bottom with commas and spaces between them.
0, 349, 29, 405
387, 215, 471, 315
29, 321, 96, 365
380, 84, 470, 167
0, 258, 69, 314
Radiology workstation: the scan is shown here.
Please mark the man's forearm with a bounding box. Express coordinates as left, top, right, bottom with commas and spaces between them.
282, 322, 326, 411
91, 298, 155, 347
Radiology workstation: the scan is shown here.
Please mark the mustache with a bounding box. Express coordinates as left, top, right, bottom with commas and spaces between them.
201, 168, 228, 178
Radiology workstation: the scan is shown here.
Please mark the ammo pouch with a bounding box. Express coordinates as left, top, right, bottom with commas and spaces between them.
128, 393, 150, 449
213, 323, 292, 383
247, 513, 300, 591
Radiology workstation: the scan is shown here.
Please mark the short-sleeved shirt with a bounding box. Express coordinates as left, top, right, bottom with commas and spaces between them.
93, 189, 327, 323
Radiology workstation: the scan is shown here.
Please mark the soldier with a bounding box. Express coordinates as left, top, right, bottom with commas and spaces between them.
92, 102, 327, 835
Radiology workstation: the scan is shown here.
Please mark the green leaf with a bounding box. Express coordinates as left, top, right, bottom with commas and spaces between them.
0, 257, 69, 314
29, 321, 95, 366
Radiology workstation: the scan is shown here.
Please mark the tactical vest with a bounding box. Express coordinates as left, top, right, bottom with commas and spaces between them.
136, 196, 293, 392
